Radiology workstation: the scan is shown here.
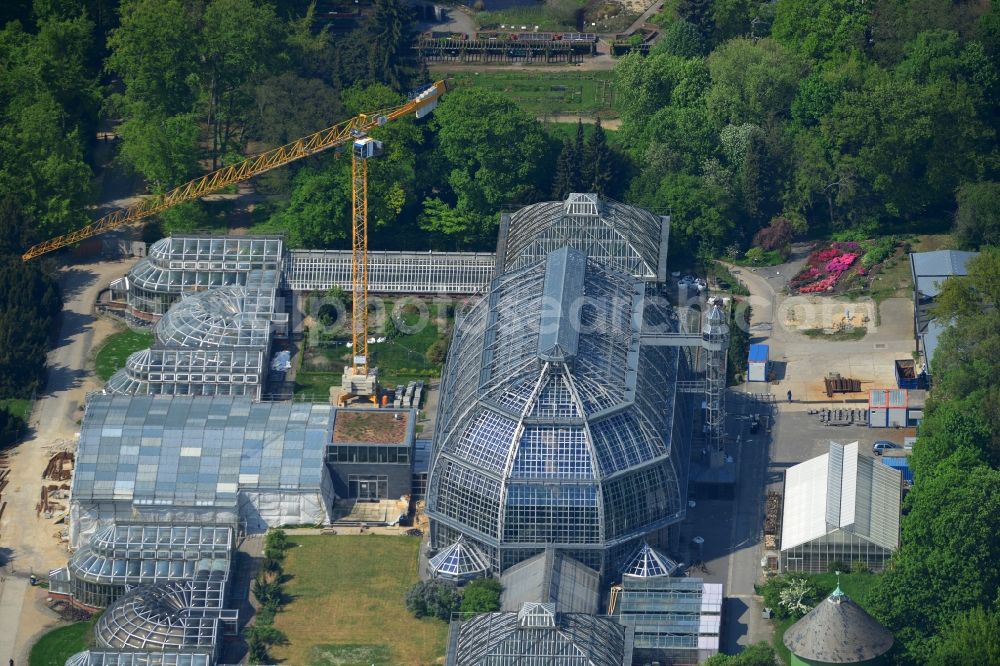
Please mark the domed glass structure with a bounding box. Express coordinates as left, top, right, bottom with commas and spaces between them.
427, 239, 692, 577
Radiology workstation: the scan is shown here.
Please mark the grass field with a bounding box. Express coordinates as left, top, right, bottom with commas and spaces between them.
271, 535, 448, 666
29, 620, 94, 666
432, 69, 617, 119
800, 326, 868, 341
476, 0, 584, 31
94, 329, 153, 381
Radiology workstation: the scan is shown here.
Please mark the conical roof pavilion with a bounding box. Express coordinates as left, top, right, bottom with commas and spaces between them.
621, 541, 680, 578
783, 586, 894, 663
428, 536, 490, 582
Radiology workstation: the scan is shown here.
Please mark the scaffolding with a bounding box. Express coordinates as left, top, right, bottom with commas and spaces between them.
702, 299, 729, 452
427, 243, 690, 579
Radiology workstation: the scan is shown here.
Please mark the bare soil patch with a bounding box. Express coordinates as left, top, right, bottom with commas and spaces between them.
332, 410, 410, 444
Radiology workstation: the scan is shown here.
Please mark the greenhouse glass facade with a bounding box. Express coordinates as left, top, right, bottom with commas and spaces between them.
50, 523, 233, 609
427, 224, 692, 578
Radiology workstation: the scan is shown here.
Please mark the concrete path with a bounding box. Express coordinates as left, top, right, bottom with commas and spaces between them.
0, 576, 27, 665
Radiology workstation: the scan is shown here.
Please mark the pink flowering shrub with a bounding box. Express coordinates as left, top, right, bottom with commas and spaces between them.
825, 253, 858, 274
800, 276, 837, 293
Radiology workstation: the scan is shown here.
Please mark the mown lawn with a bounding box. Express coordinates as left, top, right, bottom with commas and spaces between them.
271, 535, 448, 666
29, 619, 94, 666
94, 329, 153, 381
432, 68, 616, 119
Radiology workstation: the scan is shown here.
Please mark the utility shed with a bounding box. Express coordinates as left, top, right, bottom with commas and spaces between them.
781, 442, 901, 573
748, 344, 769, 382
71, 395, 335, 547
910, 249, 978, 375
868, 389, 908, 428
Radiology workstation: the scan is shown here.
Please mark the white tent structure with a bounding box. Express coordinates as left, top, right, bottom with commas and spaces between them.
71, 395, 335, 547
781, 441, 901, 573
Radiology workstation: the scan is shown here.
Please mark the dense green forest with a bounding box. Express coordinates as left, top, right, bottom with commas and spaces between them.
867, 247, 1000, 664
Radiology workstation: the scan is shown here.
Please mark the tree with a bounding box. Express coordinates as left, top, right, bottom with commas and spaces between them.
927, 607, 1000, 666
706, 38, 806, 127
771, 0, 872, 61
106, 0, 201, 117
432, 88, 549, 241
752, 217, 794, 251
572, 119, 587, 191
364, 0, 417, 92
676, 0, 714, 41
117, 108, 200, 190
252, 72, 342, 148
202, 0, 281, 166
586, 118, 614, 196
704, 642, 777, 666
954, 181, 1000, 250
551, 139, 577, 199
652, 20, 706, 58
460, 577, 502, 615
271, 164, 352, 248
406, 580, 461, 621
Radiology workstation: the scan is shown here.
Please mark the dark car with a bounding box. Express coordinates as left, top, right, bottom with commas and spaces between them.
872, 440, 901, 455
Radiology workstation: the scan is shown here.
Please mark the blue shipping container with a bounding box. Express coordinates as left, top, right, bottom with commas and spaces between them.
748, 344, 769, 382
881, 457, 913, 484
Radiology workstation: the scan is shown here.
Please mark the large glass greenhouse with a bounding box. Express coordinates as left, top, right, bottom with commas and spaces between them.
108, 236, 285, 321
49, 523, 232, 609
70, 395, 335, 546
497, 193, 670, 281
94, 578, 237, 655
427, 234, 693, 578
446, 602, 626, 666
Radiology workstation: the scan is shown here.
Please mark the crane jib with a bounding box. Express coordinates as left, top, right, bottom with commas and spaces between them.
21, 80, 449, 262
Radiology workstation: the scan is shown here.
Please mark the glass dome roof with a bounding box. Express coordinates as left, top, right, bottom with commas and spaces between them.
429, 536, 491, 581
621, 541, 680, 578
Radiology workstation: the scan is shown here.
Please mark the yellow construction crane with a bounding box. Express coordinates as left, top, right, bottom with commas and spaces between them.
23, 81, 450, 403
21, 80, 449, 263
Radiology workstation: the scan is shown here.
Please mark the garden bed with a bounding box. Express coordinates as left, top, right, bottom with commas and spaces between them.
789, 239, 903, 296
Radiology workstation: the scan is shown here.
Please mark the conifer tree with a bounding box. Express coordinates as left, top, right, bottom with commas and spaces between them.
587, 118, 614, 196
573, 118, 588, 192
552, 139, 577, 199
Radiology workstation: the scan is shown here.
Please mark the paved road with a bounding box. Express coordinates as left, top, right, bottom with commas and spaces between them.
0, 576, 27, 665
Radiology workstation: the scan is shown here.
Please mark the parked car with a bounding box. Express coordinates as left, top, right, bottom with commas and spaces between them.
872, 440, 901, 455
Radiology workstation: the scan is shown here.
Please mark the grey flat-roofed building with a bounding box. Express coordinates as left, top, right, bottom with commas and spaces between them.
499, 550, 601, 615
325, 408, 416, 501
70, 395, 335, 546
446, 602, 627, 666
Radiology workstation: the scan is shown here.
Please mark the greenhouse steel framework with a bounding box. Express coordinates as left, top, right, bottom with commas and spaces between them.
49, 523, 233, 609
427, 238, 695, 579
446, 602, 626, 666
94, 578, 237, 655
109, 235, 284, 321
497, 193, 670, 281
66, 652, 213, 666
285, 248, 496, 293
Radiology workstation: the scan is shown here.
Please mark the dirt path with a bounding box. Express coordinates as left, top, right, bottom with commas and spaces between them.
537, 114, 622, 128
0, 258, 137, 577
